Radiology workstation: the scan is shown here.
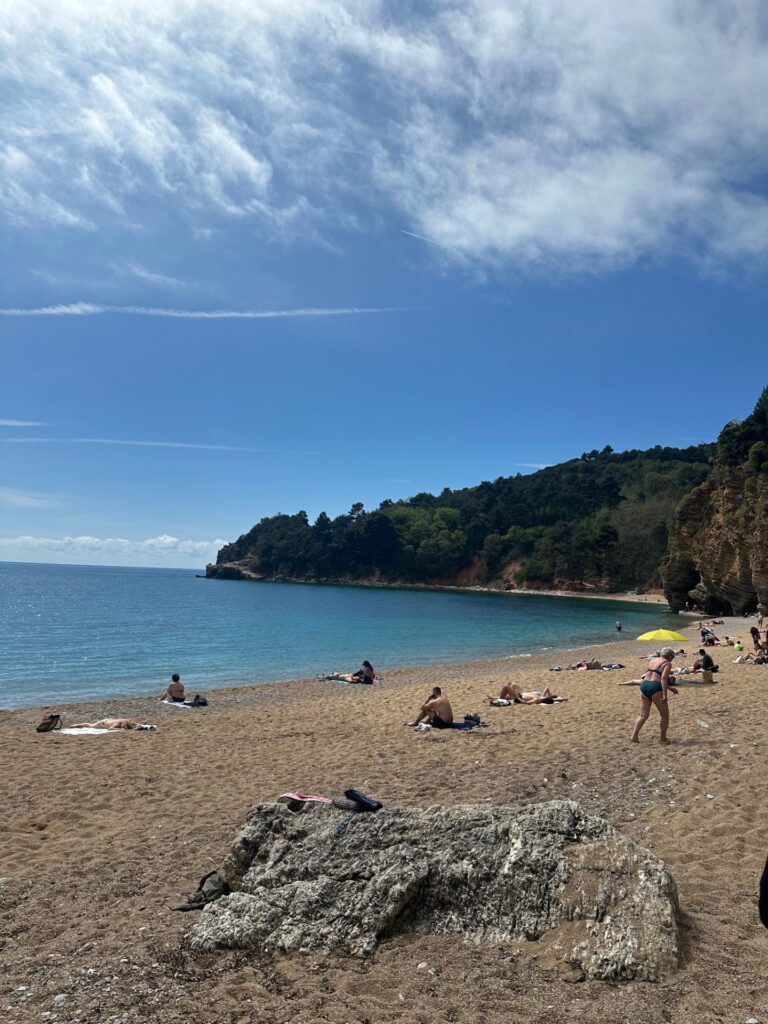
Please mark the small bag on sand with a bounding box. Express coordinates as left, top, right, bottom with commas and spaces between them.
36, 714, 62, 733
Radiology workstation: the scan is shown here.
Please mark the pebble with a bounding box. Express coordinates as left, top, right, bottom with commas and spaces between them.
417, 962, 428, 970
706, 794, 715, 800
745, 1019, 759, 1024
697, 720, 710, 729
53, 994, 67, 1005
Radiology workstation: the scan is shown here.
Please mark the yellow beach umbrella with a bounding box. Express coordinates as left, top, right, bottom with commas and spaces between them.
635, 629, 688, 642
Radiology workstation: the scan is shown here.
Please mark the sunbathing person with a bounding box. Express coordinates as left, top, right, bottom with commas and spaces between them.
565, 659, 603, 670
487, 683, 566, 704
350, 660, 376, 684
405, 687, 454, 728
163, 673, 185, 702
68, 718, 153, 731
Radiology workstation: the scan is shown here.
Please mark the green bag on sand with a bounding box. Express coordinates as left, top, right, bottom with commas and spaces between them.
172, 870, 230, 912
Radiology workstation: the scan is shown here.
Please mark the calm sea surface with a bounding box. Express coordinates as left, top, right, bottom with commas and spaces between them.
0, 561, 686, 709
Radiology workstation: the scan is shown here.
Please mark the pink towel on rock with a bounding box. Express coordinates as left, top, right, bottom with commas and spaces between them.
277, 792, 333, 804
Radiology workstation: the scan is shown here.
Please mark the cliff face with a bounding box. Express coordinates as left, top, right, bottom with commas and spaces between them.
663, 387, 768, 614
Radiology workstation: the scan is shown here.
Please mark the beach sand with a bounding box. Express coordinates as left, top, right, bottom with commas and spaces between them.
2, 619, 766, 1023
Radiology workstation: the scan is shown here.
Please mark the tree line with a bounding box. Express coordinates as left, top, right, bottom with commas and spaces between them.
215, 442, 715, 591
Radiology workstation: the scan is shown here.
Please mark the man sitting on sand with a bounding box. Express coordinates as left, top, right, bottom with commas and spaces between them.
405, 687, 454, 729
487, 683, 567, 705
68, 718, 155, 731
164, 673, 185, 702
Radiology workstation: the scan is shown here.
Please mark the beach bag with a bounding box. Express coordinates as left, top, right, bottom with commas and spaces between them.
344, 789, 383, 813
36, 713, 62, 733
190, 694, 208, 707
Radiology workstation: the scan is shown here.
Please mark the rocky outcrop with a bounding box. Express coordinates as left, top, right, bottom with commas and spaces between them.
205, 562, 265, 581
663, 468, 768, 614
190, 800, 680, 982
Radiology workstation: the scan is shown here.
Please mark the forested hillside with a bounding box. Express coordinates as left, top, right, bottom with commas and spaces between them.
210, 444, 713, 592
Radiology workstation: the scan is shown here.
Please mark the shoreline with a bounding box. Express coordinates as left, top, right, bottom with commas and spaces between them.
1, 615, 727, 718
205, 568, 671, 606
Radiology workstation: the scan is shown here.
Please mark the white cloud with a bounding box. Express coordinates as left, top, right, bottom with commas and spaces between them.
0, 486, 62, 508
0, 418, 46, 426
0, 533, 225, 567
112, 261, 193, 289
0, 303, 405, 318
2, 2, 768, 272
0, 437, 319, 454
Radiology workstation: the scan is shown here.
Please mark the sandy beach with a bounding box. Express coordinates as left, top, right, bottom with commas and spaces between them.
2, 619, 766, 1024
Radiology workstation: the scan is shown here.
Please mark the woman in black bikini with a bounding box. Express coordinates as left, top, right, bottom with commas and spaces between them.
631, 647, 678, 744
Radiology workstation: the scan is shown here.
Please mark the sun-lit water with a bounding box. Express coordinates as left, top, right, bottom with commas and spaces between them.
0, 561, 685, 708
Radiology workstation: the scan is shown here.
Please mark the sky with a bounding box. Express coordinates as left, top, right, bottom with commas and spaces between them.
1, 1, 768, 568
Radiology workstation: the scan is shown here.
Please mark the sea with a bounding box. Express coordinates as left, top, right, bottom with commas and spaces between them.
0, 561, 688, 709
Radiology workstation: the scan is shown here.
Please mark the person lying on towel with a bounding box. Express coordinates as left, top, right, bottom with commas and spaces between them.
487, 683, 566, 705
68, 718, 155, 731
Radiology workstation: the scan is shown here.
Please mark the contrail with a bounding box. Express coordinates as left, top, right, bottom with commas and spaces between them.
0, 303, 409, 319
0, 437, 320, 455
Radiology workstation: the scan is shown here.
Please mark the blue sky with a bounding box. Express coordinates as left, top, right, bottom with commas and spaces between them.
2, 2, 768, 567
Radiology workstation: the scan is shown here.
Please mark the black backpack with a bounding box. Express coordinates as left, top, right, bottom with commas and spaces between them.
344, 788, 383, 813
190, 694, 208, 707
36, 713, 62, 733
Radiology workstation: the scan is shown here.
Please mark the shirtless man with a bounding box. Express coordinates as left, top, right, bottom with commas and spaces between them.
405, 687, 454, 728
164, 673, 185, 702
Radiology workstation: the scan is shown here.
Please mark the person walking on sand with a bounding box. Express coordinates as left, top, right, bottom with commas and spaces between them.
405, 687, 453, 729
631, 647, 678, 745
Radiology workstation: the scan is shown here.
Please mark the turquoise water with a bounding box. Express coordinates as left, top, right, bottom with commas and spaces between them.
0, 561, 684, 709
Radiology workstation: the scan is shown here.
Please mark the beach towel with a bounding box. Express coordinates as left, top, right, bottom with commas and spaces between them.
277, 792, 333, 805
60, 727, 114, 735
317, 673, 380, 685
60, 724, 157, 734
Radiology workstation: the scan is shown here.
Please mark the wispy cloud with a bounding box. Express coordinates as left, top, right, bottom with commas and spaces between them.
0, 486, 62, 509
111, 261, 194, 290
0, 437, 319, 455
0, 303, 407, 319
0, 419, 46, 427
0, 534, 225, 564
2, 3, 768, 272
